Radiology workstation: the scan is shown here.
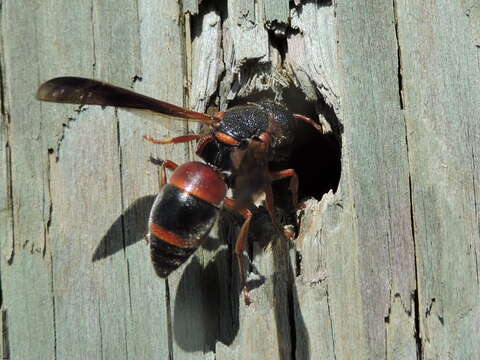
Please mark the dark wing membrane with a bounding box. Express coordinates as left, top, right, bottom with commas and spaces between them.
36, 77, 215, 123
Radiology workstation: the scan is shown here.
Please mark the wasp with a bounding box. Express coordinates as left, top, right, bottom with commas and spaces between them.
36, 76, 322, 304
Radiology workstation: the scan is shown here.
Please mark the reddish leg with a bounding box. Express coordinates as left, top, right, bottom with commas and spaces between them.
145, 160, 176, 245
149, 157, 178, 171
143, 134, 202, 145
271, 169, 299, 210
159, 163, 168, 187
264, 182, 285, 234
264, 181, 296, 240
224, 198, 253, 305
293, 113, 323, 133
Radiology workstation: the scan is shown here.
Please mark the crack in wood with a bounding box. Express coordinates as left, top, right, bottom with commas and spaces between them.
4, 140, 14, 265
165, 278, 174, 360
413, 290, 422, 359
43, 150, 55, 259
393, 0, 422, 354
0, 11, 15, 266
90, 0, 97, 77
1, 310, 10, 360
392, 0, 404, 110
97, 303, 103, 357
471, 148, 480, 286
49, 251, 58, 360
325, 286, 337, 360
408, 167, 423, 358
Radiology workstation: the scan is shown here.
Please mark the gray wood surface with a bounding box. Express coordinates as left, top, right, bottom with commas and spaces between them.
1, 0, 479, 359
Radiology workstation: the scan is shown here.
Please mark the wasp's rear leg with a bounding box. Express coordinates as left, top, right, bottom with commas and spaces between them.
271, 168, 299, 210
224, 198, 253, 305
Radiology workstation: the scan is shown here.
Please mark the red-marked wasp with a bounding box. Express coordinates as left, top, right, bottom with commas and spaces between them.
36, 77, 322, 304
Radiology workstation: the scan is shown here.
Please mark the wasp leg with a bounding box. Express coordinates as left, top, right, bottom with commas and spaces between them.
264, 182, 295, 240
159, 162, 168, 187
271, 169, 299, 210
145, 162, 171, 246
293, 113, 323, 133
144, 134, 202, 145
148, 157, 178, 171
264, 182, 287, 234
224, 198, 253, 305
150, 158, 178, 192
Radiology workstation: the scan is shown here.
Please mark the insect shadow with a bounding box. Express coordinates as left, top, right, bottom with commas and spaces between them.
91, 194, 267, 349
92, 195, 156, 261
171, 212, 268, 351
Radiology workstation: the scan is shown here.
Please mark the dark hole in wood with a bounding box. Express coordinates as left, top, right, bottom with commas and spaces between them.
227, 85, 341, 206
285, 86, 342, 202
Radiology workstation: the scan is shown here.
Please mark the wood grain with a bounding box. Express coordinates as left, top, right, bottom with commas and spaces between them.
1, 0, 479, 359
396, 1, 480, 357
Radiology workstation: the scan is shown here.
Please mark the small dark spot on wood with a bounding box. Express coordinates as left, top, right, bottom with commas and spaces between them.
425, 297, 436, 317
131, 75, 143, 88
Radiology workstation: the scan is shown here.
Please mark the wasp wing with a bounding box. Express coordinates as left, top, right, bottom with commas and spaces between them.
37, 77, 216, 124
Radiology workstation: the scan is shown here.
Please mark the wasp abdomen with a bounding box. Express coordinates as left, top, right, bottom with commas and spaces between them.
148, 162, 226, 278
150, 238, 197, 278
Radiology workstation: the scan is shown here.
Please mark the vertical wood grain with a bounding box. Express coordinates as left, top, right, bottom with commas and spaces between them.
396, 1, 480, 357
331, 1, 417, 358
2, 0, 479, 359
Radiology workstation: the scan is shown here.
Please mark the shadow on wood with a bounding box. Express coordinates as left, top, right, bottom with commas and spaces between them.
172, 244, 267, 351
92, 195, 156, 262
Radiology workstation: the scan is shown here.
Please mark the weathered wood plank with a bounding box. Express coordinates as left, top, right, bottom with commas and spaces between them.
288, 2, 339, 110
49, 107, 127, 359
127, 2, 204, 360
190, 5, 223, 112
396, 1, 480, 357
326, 1, 417, 358
220, 0, 271, 106
0, 57, 10, 360
214, 2, 296, 359
38, 0, 138, 357
3, 0, 479, 359
88, 1, 144, 357
0, 0, 76, 358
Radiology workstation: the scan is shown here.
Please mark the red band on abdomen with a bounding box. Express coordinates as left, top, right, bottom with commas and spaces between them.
149, 223, 193, 248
